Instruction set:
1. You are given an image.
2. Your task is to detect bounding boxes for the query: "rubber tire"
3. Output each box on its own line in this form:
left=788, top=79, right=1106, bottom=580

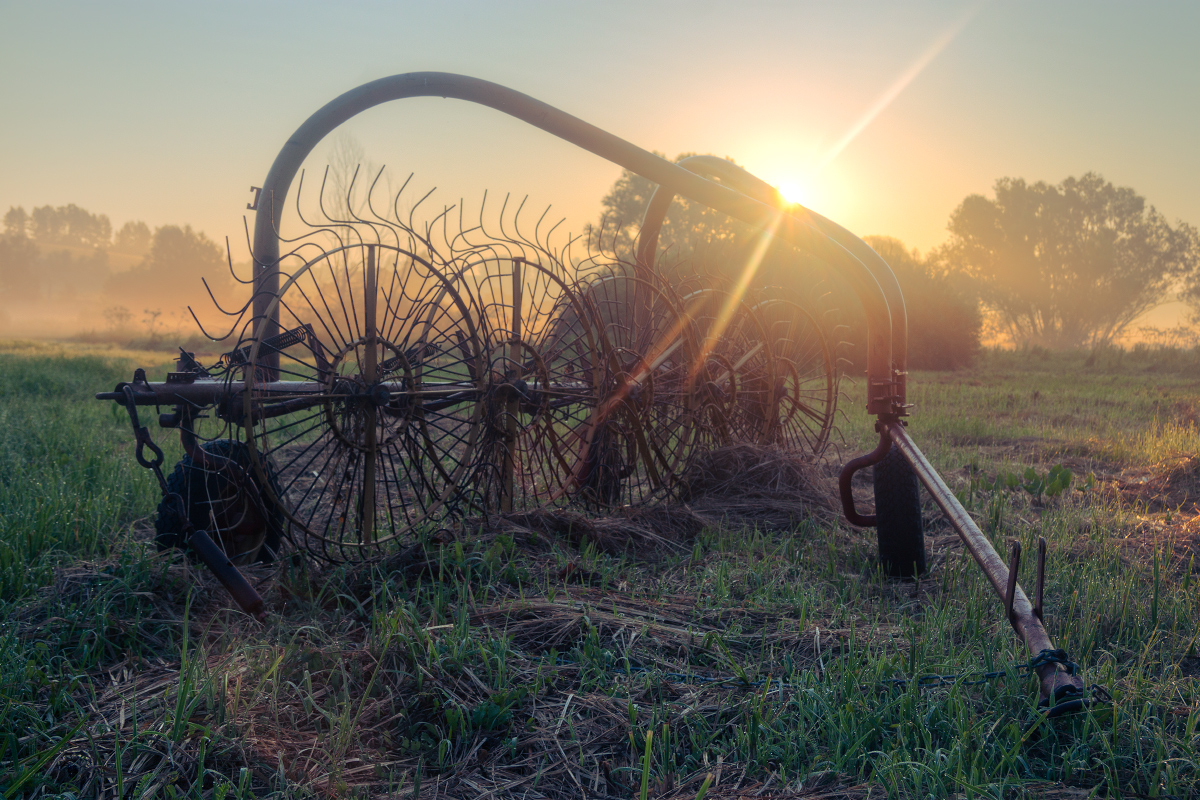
left=872, top=446, right=926, bottom=578
left=155, top=439, right=284, bottom=564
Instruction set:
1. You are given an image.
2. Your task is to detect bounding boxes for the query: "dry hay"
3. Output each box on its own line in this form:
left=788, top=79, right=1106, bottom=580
left=28, top=596, right=866, bottom=799
left=16, top=447, right=870, bottom=798
left=1117, top=453, right=1200, bottom=512
left=36, top=657, right=256, bottom=798
left=491, top=444, right=838, bottom=556
left=682, top=444, right=839, bottom=529
left=470, top=585, right=858, bottom=664
left=497, top=504, right=705, bottom=555
left=680, top=444, right=833, bottom=504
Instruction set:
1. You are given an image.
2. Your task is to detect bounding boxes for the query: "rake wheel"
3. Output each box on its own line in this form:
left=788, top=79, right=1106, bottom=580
left=677, top=287, right=777, bottom=448
left=578, top=272, right=699, bottom=506
left=448, top=256, right=605, bottom=512
left=244, top=242, right=485, bottom=559
left=750, top=297, right=836, bottom=456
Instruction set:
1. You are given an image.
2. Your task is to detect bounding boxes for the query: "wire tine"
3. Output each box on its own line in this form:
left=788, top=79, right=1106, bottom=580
left=407, top=185, right=437, bottom=233
left=225, top=236, right=253, bottom=286
left=365, top=165, right=390, bottom=223
left=391, top=172, right=415, bottom=224
left=188, top=304, right=245, bottom=343
left=200, top=276, right=253, bottom=318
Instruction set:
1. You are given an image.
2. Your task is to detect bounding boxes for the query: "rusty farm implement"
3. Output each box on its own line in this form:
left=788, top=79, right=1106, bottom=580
left=97, top=73, right=1091, bottom=715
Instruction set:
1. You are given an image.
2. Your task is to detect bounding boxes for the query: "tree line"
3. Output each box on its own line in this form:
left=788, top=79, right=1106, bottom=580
left=0, top=204, right=233, bottom=333
left=594, top=158, right=1200, bottom=367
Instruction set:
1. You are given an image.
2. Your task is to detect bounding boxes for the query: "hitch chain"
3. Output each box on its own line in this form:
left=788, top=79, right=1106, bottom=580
left=881, top=648, right=1112, bottom=709
left=119, top=386, right=268, bottom=621
left=558, top=647, right=1112, bottom=714
left=122, top=385, right=168, bottom=494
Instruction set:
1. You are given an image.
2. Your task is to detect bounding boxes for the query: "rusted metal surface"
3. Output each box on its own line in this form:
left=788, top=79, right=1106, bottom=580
left=880, top=421, right=1086, bottom=712
left=118, top=386, right=268, bottom=621
left=180, top=525, right=267, bottom=622
left=837, top=429, right=892, bottom=527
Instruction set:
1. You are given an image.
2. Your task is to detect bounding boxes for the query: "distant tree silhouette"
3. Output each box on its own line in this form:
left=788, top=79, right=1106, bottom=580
left=590, top=152, right=755, bottom=262
left=28, top=204, right=112, bottom=249
left=865, top=236, right=981, bottom=370
left=0, top=205, right=112, bottom=301
left=0, top=229, right=40, bottom=301
left=113, top=221, right=152, bottom=256
left=4, top=207, right=29, bottom=238
left=939, top=173, right=1200, bottom=348
left=106, top=225, right=229, bottom=304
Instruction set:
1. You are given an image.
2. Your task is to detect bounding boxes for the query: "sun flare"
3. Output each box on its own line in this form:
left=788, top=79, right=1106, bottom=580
left=775, top=179, right=808, bottom=207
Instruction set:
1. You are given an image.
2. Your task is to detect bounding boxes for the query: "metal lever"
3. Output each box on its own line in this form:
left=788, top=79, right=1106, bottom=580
left=1005, top=540, right=1021, bottom=624
left=1034, top=537, right=1046, bottom=622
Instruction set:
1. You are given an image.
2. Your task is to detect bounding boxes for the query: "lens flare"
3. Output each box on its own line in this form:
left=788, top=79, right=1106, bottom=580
left=776, top=180, right=808, bottom=207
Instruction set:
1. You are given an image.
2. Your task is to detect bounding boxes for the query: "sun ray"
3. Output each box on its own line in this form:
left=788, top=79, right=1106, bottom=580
left=816, top=0, right=987, bottom=173
left=695, top=208, right=785, bottom=375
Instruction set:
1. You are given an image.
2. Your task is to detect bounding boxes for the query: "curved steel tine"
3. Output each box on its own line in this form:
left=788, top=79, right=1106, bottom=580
left=188, top=302, right=248, bottom=343
left=225, top=236, right=254, bottom=286
left=390, top=172, right=415, bottom=224
left=200, top=276, right=254, bottom=318
left=406, top=185, right=437, bottom=234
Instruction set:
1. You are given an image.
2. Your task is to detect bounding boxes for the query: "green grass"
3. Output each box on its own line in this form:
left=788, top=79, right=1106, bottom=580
left=2, top=344, right=1199, bottom=798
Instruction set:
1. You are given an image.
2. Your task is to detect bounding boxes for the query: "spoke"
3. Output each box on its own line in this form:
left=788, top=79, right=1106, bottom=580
left=362, top=244, right=378, bottom=541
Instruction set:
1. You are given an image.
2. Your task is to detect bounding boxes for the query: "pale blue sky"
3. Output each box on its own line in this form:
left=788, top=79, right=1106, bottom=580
left=2, top=0, right=1197, bottom=256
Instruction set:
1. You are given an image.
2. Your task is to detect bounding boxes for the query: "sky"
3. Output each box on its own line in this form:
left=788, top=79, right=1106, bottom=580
left=2, top=0, right=1198, bottom=261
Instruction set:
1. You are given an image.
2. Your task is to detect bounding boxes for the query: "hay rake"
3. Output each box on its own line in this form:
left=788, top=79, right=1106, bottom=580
left=98, top=73, right=1087, bottom=714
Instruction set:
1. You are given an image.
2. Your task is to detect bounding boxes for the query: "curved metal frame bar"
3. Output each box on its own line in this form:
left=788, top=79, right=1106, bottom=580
left=635, top=154, right=907, bottom=413
left=249, top=72, right=895, bottom=414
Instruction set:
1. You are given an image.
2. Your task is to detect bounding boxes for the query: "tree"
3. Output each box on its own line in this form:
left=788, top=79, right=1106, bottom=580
left=0, top=230, right=40, bottom=300
left=4, top=207, right=28, bottom=238
left=106, top=224, right=229, bottom=305
left=940, top=173, right=1200, bottom=349
left=590, top=152, right=754, bottom=262
left=29, top=204, right=112, bottom=249
left=590, top=154, right=871, bottom=371
left=865, top=236, right=981, bottom=369
left=113, top=221, right=152, bottom=256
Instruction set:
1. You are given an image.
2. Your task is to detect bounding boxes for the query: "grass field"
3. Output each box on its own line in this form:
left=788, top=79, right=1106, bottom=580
left=2, top=340, right=1199, bottom=798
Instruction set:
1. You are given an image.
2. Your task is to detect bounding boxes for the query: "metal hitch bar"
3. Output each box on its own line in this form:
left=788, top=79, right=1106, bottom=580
left=840, top=419, right=1087, bottom=714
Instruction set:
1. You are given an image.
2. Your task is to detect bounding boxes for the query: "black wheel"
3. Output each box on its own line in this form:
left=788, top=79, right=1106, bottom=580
left=155, top=439, right=284, bottom=565
left=872, top=446, right=926, bottom=577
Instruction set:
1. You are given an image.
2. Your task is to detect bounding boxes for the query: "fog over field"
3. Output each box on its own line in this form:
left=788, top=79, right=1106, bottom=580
left=2, top=1, right=1198, bottom=349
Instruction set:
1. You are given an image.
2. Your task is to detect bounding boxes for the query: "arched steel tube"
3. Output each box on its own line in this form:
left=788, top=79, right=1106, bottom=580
left=637, top=154, right=907, bottom=412
left=250, top=72, right=893, bottom=409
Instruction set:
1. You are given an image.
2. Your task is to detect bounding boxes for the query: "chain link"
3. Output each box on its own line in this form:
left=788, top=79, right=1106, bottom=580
left=882, top=648, right=1081, bottom=691
left=557, top=648, right=1111, bottom=707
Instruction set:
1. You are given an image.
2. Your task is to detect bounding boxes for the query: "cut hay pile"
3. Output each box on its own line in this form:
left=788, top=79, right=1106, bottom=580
left=494, top=444, right=838, bottom=555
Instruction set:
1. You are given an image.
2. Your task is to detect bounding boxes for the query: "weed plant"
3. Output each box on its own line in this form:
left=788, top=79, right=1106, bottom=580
left=1, top=342, right=1198, bottom=797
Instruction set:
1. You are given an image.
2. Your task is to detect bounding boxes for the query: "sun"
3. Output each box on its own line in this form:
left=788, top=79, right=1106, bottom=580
left=775, top=179, right=809, bottom=207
